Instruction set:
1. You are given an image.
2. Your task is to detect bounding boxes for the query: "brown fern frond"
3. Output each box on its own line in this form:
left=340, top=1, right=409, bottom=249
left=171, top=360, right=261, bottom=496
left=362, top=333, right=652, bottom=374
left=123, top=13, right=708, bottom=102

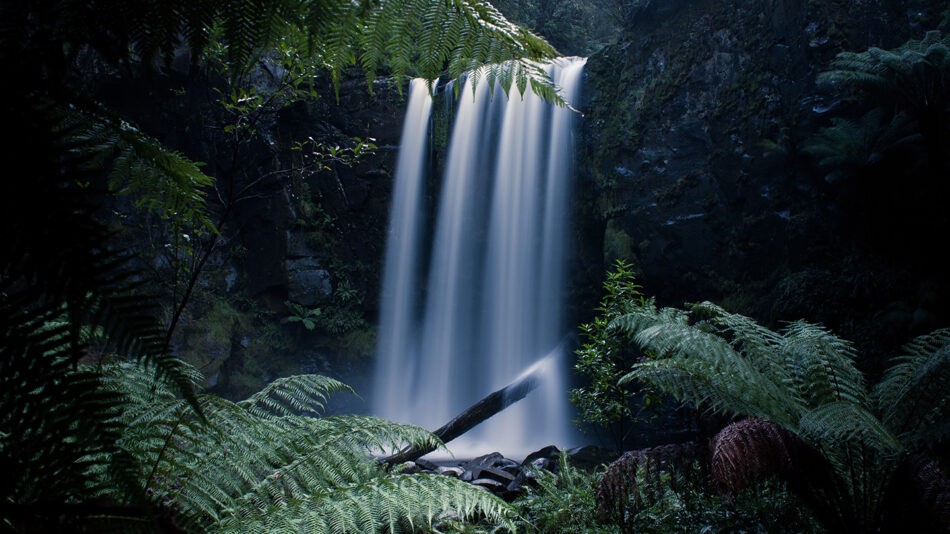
left=711, top=418, right=852, bottom=531
left=595, top=442, right=704, bottom=522
left=711, top=418, right=816, bottom=494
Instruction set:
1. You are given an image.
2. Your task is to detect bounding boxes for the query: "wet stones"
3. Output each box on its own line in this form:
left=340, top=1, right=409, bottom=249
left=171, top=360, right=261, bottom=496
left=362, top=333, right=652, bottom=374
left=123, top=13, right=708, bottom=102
left=402, top=445, right=568, bottom=501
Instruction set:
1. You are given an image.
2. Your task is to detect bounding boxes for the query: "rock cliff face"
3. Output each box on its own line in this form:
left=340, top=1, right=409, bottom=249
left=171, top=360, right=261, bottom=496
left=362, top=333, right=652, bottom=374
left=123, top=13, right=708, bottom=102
left=86, top=0, right=947, bottom=405
left=90, top=62, right=407, bottom=401
left=579, top=0, right=949, bottom=368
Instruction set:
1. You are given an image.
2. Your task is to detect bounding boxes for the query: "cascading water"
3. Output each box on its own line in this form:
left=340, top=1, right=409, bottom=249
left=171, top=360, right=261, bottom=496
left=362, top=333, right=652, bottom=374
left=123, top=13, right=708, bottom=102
left=372, top=78, right=433, bottom=413
left=373, top=58, right=587, bottom=457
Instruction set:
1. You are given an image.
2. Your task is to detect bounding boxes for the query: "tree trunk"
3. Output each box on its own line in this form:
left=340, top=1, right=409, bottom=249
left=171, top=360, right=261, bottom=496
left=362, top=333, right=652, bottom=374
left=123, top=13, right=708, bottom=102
left=384, top=365, right=543, bottom=464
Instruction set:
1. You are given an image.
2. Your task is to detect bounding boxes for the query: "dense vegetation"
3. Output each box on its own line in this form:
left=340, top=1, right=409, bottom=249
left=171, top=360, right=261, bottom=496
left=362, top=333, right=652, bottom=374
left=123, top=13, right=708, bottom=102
left=0, top=0, right=557, bottom=531
left=3, top=0, right=949, bottom=532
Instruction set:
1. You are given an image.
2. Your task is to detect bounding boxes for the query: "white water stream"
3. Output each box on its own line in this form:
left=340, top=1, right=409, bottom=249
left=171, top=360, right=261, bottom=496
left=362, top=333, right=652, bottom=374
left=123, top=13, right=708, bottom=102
left=373, top=59, right=587, bottom=457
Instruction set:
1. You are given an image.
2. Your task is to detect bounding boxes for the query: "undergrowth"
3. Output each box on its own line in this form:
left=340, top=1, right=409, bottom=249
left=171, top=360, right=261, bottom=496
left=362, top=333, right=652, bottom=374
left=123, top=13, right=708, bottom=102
left=508, top=454, right=822, bottom=534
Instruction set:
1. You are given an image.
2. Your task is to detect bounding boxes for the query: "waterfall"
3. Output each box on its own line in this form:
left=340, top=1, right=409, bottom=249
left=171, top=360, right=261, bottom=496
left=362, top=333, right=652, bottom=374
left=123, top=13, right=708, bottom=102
left=373, top=78, right=433, bottom=422
left=374, top=59, right=587, bottom=457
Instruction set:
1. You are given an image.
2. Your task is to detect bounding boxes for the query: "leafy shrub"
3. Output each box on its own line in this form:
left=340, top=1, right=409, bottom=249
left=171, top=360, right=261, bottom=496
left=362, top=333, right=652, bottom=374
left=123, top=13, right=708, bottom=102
left=570, top=260, right=660, bottom=451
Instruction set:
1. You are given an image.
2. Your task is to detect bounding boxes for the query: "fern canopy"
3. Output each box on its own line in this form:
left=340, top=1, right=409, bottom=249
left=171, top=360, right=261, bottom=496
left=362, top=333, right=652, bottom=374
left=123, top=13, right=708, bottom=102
left=614, top=297, right=950, bottom=532
left=5, top=0, right=562, bottom=103
left=819, top=30, right=950, bottom=115
left=89, top=362, right=515, bottom=532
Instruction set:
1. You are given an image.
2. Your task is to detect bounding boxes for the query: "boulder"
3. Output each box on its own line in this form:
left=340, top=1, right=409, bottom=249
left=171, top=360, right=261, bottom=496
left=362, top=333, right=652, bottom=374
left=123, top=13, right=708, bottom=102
left=415, top=458, right=437, bottom=471
left=397, top=461, right=419, bottom=474
left=474, top=466, right=516, bottom=485
left=285, top=257, right=331, bottom=306
left=466, top=452, right=504, bottom=469
left=522, top=445, right=560, bottom=468
left=435, top=466, right=464, bottom=478
left=526, top=457, right=554, bottom=473
left=471, top=478, right=507, bottom=494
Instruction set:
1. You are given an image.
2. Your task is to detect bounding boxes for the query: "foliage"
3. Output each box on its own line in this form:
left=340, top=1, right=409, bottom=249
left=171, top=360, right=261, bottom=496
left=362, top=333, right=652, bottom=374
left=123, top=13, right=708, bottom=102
left=570, top=260, right=660, bottom=452
left=595, top=442, right=704, bottom=525
left=873, top=328, right=950, bottom=452
left=0, top=2, right=574, bottom=530
left=820, top=31, right=950, bottom=121
left=803, top=108, right=919, bottom=184
left=3, top=0, right=563, bottom=103
left=615, top=298, right=950, bottom=532
left=2, top=0, right=573, bottom=346
left=514, top=453, right=610, bottom=533
left=0, top=98, right=199, bottom=529
left=813, top=31, right=950, bottom=181
left=513, top=452, right=820, bottom=534
left=89, top=362, right=516, bottom=532
left=284, top=301, right=324, bottom=330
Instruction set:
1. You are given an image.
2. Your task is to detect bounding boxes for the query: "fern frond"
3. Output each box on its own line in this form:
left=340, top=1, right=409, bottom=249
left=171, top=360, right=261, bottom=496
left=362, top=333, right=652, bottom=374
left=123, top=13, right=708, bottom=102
left=800, top=402, right=903, bottom=454
left=0, top=98, right=197, bottom=514
left=93, top=362, right=507, bottom=532
left=820, top=30, right=950, bottom=115
left=595, top=442, right=703, bottom=521
left=691, top=301, right=792, bottom=383
left=239, top=374, right=354, bottom=417
left=72, top=102, right=217, bottom=238
left=781, top=320, right=869, bottom=408
left=803, top=108, right=920, bottom=183
left=873, top=328, right=950, bottom=450
left=218, top=473, right=516, bottom=533
left=710, top=419, right=826, bottom=494
left=616, top=302, right=804, bottom=429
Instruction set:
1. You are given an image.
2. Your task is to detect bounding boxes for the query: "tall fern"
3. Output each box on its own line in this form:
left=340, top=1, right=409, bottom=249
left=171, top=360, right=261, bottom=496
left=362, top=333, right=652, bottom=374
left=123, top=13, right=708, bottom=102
left=614, top=298, right=950, bottom=532
left=93, top=362, right=516, bottom=533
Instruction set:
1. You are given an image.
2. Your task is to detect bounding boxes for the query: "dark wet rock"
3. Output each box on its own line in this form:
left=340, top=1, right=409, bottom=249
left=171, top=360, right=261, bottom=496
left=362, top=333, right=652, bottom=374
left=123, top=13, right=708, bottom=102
left=285, top=258, right=332, bottom=306
left=522, top=445, right=560, bottom=467
left=466, top=452, right=505, bottom=469
left=471, top=478, right=507, bottom=493
left=397, top=461, right=419, bottom=474
left=525, top=457, right=554, bottom=473
left=286, top=231, right=320, bottom=258
left=415, top=459, right=437, bottom=471
left=579, top=0, right=950, bottom=373
left=500, top=463, right=521, bottom=476
left=436, top=466, right=464, bottom=478
left=495, top=458, right=521, bottom=474
left=507, top=471, right=526, bottom=492
left=474, top=466, right=516, bottom=485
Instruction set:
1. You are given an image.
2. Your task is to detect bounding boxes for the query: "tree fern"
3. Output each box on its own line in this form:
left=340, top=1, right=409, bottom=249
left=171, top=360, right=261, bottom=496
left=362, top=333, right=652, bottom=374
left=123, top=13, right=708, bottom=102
left=820, top=31, right=950, bottom=116
left=595, top=442, right=704, bottom=524
left=612, top=294, right=950, bottom=532
left=873, top=328, right=950, bottom=451
left=817, top=31, right=950, bottom=176
left=92, top=362, right=516, bottom=532
left=0, top=95, right=200, bottom=530
left=617, top=300, right=804, bottom=430
left=803, top=108, right=920, bottom=184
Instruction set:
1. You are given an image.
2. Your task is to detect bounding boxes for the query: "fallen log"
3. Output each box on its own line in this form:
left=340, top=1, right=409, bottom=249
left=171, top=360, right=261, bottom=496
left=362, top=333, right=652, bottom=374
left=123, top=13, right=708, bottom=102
left=384, top=357, right=548, bottom=464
